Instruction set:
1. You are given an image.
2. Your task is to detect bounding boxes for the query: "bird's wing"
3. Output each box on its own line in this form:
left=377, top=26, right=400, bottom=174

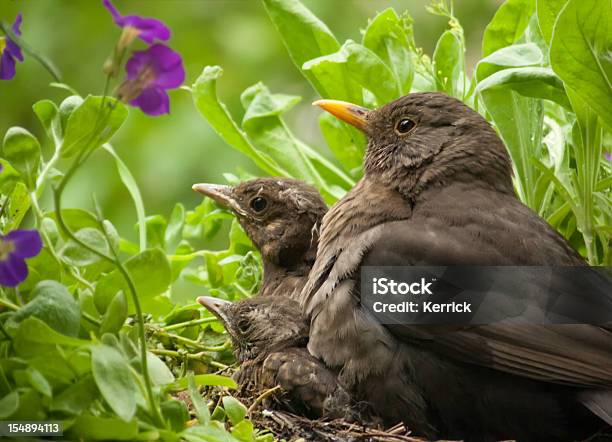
left=362, top=213, right=612, bottom=388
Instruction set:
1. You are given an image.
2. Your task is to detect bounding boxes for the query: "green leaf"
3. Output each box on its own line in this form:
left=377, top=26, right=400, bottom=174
left=103, top=144, right=147, bottom=252
left=0, top=391, right=19, bottom=419
left=100, top=291, right=128, bottom=334
left=433, top=30, right=465, bottom=99
left=13, top=280, right=81, bottom=337
left=161, top=399, right=188, bottom=432
left=94, top=248, right=171, bottom=314
left=165, top=202, right=185, bottom=252
left=362, top=8, right=414, bottom=95
left=25, top=367, right=52, bottom=398
left=143, top=214, right=167, bottom=250
left=303, top=40, right=398, bottom=106
left=222, top=396, right=247, bottom=425
left=69, top=413, right=138, bottom=440
left=188, top=374, right=211, bottom=425
left=2, top=127, right=41, bottom=190
left=50, top=375, right=98, bottom=414
left=168, top=373, right=237, bottom=391
left=240, top=83, right=325, bottom=188
left=58, top=95, right=84, bottom=132
left=482, top=0, right=536, bottom=56
left=14, top=317, right=89, bottom=348
left=5, top=182, right=30, bottom=231
left=145, top=352, right=175, bottom=385
left=475, top=67, right=570, bottom=108
left=192, top=66, right=286, bottom=176
left=32, top=99, right=61, bottom=141
left=91, top=344, right=139, bottom=421
left=0, top=159, right=21, bottom=194
left=536, top=0, right=567, bottom=43
left=319, top=113, right=363, bottom=174
left=61, top=95, right=128, bottom=158
left=549, top=0, right=612, bottom=131
left=262, top=0, right=347, bottom=99
left=60, top=227, right=109, bottom=266
left=51, top=208, right=99, bottom=232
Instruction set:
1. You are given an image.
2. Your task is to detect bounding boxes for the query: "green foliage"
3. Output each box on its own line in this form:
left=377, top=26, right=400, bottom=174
left=0, top=1, right=610, bottom=441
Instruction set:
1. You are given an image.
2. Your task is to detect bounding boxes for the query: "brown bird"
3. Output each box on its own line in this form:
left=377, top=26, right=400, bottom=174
left=192, top=177, right=327, bottom=301
left=193, top=178, right=350, bottom=416
left=303, top=93, right=612, bottom=441
left=197, top=295, right=349, bottom=418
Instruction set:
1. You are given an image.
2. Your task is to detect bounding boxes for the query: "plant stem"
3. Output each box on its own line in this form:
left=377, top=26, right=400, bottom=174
left=0, top=298, right=19, bottom=311
left=148, top=326, right=229, bottom=352
left=150, top=348, right=228, bottom=369
left=162, top=317, right=218, bottom=332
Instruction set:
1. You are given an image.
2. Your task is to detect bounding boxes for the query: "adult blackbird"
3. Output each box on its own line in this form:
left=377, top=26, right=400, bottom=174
left=192, top=177, right=327, bottom=300
left=197, top=295, right=349, bottom=418
left=303, top=93, right=612, bottom=441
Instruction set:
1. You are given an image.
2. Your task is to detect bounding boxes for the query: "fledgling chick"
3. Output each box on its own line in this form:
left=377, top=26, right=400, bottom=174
left=197, top=295, right=350, bottom=419
left=192, top=178, right=327, bottom=301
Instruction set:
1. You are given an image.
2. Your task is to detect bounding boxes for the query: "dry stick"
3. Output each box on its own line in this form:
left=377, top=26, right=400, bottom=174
left=247, top=385, right=282, bottom=415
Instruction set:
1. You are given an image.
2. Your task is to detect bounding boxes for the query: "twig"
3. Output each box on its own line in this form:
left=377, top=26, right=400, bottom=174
left=248, top=385, right=282, bottom=415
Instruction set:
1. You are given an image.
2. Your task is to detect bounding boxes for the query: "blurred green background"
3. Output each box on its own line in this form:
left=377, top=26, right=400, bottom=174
left=0, top=0, right=500, bottom=245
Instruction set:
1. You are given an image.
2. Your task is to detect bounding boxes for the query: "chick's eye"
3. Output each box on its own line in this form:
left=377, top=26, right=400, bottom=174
left=395, top=118, right=416, bottom=135
left=250, top=196, right=267, bottom=212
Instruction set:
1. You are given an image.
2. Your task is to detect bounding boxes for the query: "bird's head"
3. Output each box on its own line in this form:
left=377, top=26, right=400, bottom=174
left=314, top=93, right=513, bottom=195
left=197, top=296, right=309, bottom=362
left=192, top=178, right=327, bottom=269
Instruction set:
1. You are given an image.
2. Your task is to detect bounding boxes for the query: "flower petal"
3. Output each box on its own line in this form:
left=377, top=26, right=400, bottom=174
left=0, top=254, right=28, bottom=287
left=121, top=16, right=170, bottom=43
left=5, top=229, right=43, bottom=259
left=12, top=13, right=22, bottom=36
left=102, top=0, right=124, bottom=25
left=148, top=44, right=185, bottom=88
left=131, top=86, right=169, bottom=116
left=0, top=51, right=16, bottom=80
left=6, top=38, right=23, bottom=62
left=125, top=49, right=148, bottom=81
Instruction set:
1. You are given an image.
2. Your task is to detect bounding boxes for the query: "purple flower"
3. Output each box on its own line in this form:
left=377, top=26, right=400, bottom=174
left=0, top=13, right=24, bottom=81
left=0, top=229, right=42, bottom=287
left=117, top=44, right=185, bottom=116
left=103, top=0, right=170, bottom=44
left=605, top=152, right=611, bottom=162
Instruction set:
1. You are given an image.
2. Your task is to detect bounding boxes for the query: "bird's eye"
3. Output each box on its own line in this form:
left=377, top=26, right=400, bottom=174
left=250, top=196, right=268, bottom=213
left=395, top=118, right=417, bottom=135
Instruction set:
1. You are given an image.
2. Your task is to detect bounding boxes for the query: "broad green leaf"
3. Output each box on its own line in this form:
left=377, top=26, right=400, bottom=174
left=51, top=208, right=99, bottom=232
left=58, top=95, right=84, bottom=133
left=32, top=99, right=61, bottom=141
left=145, top=352, right=175, bottom=385
left=0, top=391, right=19, bottom=419
left=25, top=367, right=52, bottom=398
left=240, top=83, right=325, bottom=188
left=99, top=291, right=128, bottom=334
left=94, top=248, right=171, bottom=314
left=143, top=214, right=167, bottom=250
left=478, top=43, right=543, bottom=79
left=549, top=0, right=612, bottom=130
left=103, top=144, right=147, bottom=252
left=183, top=421, right=241, bottom=442
left=69, top=413, right=138, bottom=440
left=168, top=373, right=237, bottom=391
left=6, top=182, right=30, bottom=231
left=165, top=202, right=185, bottom=252
left=0, top=159, right=21, bottom=194
left=2, top=127, right=41, bottom=190
left=61, top=95, right=128, bottom=158
left=482, top=0, right=536, bottom=56
left=475, top=67, right=570, bottom=108
left=433, top=30, right=465, bottom=99
left=91, top=344, right=138, bottom=421
left=13, top=280, right=81, bottom=337
left=363, top=8, right=414, bottom=95
left=222, top=396, right=247, bottom=425
left=188, top=374, right=211, bottom=425
left=303, top=40, right=398, bottom=106
left=192, top=66, right=286, bottom=176
left=536, top=0, right=567, bottom=43
left=319, top=113, right=363, bottom=175
left=50, top=375, right=97, bottom=414
left=60, top=227, right=109, bottom=267
left=161, top=399, right=188, bottom=432
left=261, top=0, right=348, bottom=99
left=15, top=317, right=89, bottom=348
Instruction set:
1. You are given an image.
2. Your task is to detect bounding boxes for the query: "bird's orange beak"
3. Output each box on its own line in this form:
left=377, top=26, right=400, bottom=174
left=192, top=183, right=247, bottom=216
left=313, top=99, right=370, bottom=133
left=197, top=296, right=231, bottom=326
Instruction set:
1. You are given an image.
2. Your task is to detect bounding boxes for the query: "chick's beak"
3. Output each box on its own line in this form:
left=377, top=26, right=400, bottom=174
left=313, top=99, right=370, bottom=133
left=192, top=183, right=246, bottom=216
left=197, top=296, right=231, bottom=326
